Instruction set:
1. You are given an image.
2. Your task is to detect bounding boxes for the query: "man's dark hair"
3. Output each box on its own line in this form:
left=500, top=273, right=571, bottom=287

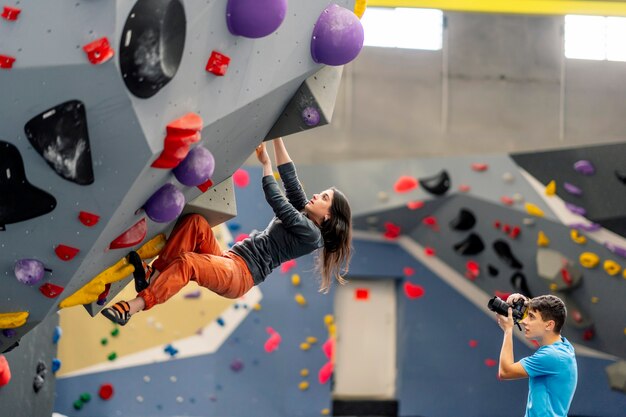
left=529, top=295, right=567, bottom=333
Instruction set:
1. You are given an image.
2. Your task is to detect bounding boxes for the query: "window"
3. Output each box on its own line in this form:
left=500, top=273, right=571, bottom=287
left=360, top=7, right=443, bottom=51
left=564, top=15, right=626, bottom=61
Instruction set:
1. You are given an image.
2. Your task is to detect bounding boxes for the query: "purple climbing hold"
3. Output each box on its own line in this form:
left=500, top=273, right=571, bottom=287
left=144, top=183, right=185, bottom=223
left=573, top=160, right=595, bottom=175
left=14, top=259, right=46, bottom=286
left=605, top=242, right=626, bottom=259
left=226, top=0, right=287, bottom=39
left=565, top=202, right=586, bottom=216
left=173, top=146, right=215, bottom=187
left=230, top=358, right=244, bottom=372
left=302, top=107, right=321, bottom=127
left=311, top=4, right=364, bottom=66
left=2, top=329, right=16, bottom=338
left=563, top=182, right=583, bottom=196
left=569, top=222, right=601, bottom=232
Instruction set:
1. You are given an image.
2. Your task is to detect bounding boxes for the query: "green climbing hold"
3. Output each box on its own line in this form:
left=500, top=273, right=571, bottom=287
left=73, top=400, right=83, bottom=410
left=80, top=392, right=91, bottom=402
left=100, top=337, right=108, bottom=346
left=111, top=327, right=120, bottom=337
left=107, top=352, right=117, bottom=361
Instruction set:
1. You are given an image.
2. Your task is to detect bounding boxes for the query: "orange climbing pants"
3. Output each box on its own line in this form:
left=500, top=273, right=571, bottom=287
left=138, top=214, right=254, bottom=310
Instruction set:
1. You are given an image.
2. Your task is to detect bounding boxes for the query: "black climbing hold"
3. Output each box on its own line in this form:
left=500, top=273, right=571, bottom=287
left=36, top=360, right=47, bottom=376
left=24, top=100, right=94, bottom=185
left=510, top=271, right=532, bottom=298
left=493, top=240, right=523, bottom=269
left=120, top=0, right=186, bottom=99
left=616, top=170, right=626, bottom=185
left=449, top=208, right=476, bottom=231
left=419, top=169, right=451, bottom=196
left=487, top=264, right=499, bottom=277
left=0, top=141, right=57, bottom=231
left=453, top=233, right=485, bottom=255
left=33, top=374, right=45, bottom=393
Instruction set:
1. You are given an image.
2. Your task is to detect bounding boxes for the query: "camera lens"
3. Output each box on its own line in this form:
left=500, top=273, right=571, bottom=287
left=488, top=296, right=510, bottom=316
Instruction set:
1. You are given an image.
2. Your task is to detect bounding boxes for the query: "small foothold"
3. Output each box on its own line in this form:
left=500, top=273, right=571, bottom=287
left=458, top=184, right=471, bottom=192
left=1, top=6, right=21, bottom=21
left=33, top=374, right=45, bottom=393
left=502, top=172, right=515, bottom=183
left=565, top=202, right=586, bottom=217
left=393, top=175, right=418, bottom=193
left=424, top=247, right=435, bottom=256
left=99, top=383, right=114, bottom=400
left=107, top=352, right=117, bottom=361
left=205, top=50, right=230, bottom=76
left=537, top=231, right=550, bottom=247
left=509, top=226, right=521, bottom=239
left=291, top=274, right=300, bottom=286
left=51, top=358, right=61, bottom=374
left=298, top=381, right=309, bottom=391
left=569, top=222, right=601, bottom=232
left=406, top=200, right=424, bottom=210
left=471, top=163, right=488, bottom=172
left=525, top=203, right=545, bottom=217
left=579, top=252, right=600, bottom=268
left=39, top=283, right=64, bottom=298
left=54, top=244, right=80, bottom=261
left=0, top=54, right=16, bottom=69
left=563, top=182, right=583, bottom=196
left=83, top=37, right=115, bottom=65
left=300, top=369, right=309, bottom=377
left=52, top=326, right=62, bottom=344
left=422, top=216, right=439, bottom=231
left=295, top=293, right=307, bottom=306
left=616, top=170, right=626, bottom=185
left=383, top=222, right=401, bottom=239
left=230, top=359, right=244, bottom=372
left=603, top=260, right=622, bottom=276
left=570, top=229, right=587, bottom=245
left=500, top=196, right=514, bottom=206
left=403, top=267, right=415, bottom=276
left=545, top=180, right=556, bottom=196
left=574, top=160, right=595, bottom=175
left=487, top=264, right=499, bottom=277
left=300, top=342, right=311, bottom=351
left=403, top=281, right=425, bottom=299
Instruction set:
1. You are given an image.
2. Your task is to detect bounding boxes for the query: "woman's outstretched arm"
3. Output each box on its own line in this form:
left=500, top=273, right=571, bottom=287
left=273, top=137, right=292, bottom=166
left=256, top=143, right=273, bottom=177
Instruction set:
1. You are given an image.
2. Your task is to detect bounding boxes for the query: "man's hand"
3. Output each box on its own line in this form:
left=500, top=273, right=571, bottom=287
left=506, top=293, right=529, bottom=306
left=256, top=143, right=270, bottom=165
left=497, top=308, right=515, bottom=333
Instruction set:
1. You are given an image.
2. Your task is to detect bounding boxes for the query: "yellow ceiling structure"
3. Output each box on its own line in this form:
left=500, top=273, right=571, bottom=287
left=367, top=0, right=626, bottom=17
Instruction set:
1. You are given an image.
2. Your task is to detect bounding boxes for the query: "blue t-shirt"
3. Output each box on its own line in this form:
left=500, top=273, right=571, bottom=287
left=520, top=337, right=577, bottom=417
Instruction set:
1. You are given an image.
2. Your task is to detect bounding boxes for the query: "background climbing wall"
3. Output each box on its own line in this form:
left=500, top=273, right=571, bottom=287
left=0, top=0, right=359, bottom=347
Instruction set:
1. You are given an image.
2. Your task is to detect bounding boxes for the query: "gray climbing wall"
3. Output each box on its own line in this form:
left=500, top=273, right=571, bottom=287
left=0, top=0, right=358, bottom=350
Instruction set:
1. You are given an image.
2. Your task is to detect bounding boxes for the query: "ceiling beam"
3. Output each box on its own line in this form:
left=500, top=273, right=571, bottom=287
left=367, top=0, right=626, bottom=17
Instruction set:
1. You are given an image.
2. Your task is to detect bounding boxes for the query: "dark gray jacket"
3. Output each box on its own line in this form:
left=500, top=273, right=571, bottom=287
left=230, top=162, right=324, bottom=284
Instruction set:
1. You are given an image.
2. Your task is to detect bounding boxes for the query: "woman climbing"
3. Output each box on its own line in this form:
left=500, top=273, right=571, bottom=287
left=102, top=137, right=352, bottom=325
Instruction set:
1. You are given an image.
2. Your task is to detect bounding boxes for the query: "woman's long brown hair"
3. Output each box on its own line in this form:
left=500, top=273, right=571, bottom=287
left=316, top=187, right=352, bottom=293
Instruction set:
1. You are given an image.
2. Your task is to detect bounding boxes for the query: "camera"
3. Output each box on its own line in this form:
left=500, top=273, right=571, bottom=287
left=488, top=296, right=527, bottom=321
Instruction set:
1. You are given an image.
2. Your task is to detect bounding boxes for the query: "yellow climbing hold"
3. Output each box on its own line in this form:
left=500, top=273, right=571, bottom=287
left=300, top=342, right=311, bottom=351
left=0, top=311, right=29, bottom=329
left=579, top=252, right=600, bottom=268
left=537, top=231, right=550, bottom=247
left=295, top=293, right=307, bottom=306
left=354, top=0, right=367, bottom=19
left=570, top=229, right=586, bottom=245
left=545, top=180, right=556, bottom=196
left=623, top=328, right=626, bottom=336
left=603, top=260, right=622, bottom=276
left=591, top=296, right=599, bottom=304
left=300, top=368, right=309, bottom=377
left=324, top=315, right=334, bottom=326
left=306, top=336, right=318, bottom=344
left=273, top=171, right=280, bottom=181
left=253, top=303, right=262, bottom=311
left=327, top=323, right=337, bottom=337
left=623, top=268, right=626, bottom=279
left=321, top=409, right=330, bottom=416
left=291, top=274, right=301, bottom=286
left=525, top=203, right=545, bottom=217
left=549, top=283, right=558, bottom=291
left=60, top=234, right=166, bottom=308
left=299, top=381, right=309, bottom=391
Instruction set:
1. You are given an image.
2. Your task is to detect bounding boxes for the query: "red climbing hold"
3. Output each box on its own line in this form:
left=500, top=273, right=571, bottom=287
left=83, top=37, right=114, bottom=65
left=403, top=267, right=415, bottom=277
left=484, top=358, right=497, bottom=367
left=39, top=283, right=64, bottom=298
left=1, top=6, right=21, bottom=21
left=422, top=216, right=439, bottom=231
left=466, top=261, right=480, bottom=280
left=583, top=328, right=594, bottom=341
left=235, top=233, right=249, bottom=243
left=318, top=361, right=333, bottom=384
left=0, top=355, right=11, bottom=387
left=383, top=222, right=401, bottom=239
left=54, top=244, right=80, bottom=261
left=393, top=176, right=418, bottom=193
left=206, top=50, right=231, bottom=76
left=109, top=218, right=147, bottom=249
left=494, top=220, right=501, bottom=229
left=0, top=54, right=16, bottom=69
left=406, top=200, right=424, bottom=210
left=469, top=340, right=478, bottom=348
left=98, top=383, right=114, bottom=400
left=166, top=113, right=203, bottom=135
left=471, top=163, right=488, bottom=172
left=561, top=268, right=572, bottom=286
left=509, top=226, right=521, bottom=239
left=97, top=283, right=111, bottom=304
left=233, top=169, right=250, bottom=187
left=355, top=288, right=369, bottom=300
left=197, top=178, right=213, bottom=193
left=78, top=211, right=100, bottom=227
left=458, top=184, right=471, bottom=193
left=494, top=290, right=511, bottom=302
left=403, top=281, right=425, bottom=299
left=500, top=196, right=514, bottom=206
left=280, top=259, right=297, bottom=274
left=424, top=247, right=435, bottom=256
left=151, top=131, right=201, bottom=169
left=264, top=327, right=282, bottom=353
left=503, top=224, right=511, bottom=234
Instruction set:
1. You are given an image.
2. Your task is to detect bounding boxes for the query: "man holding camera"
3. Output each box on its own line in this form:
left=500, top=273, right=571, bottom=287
left=496, top=294, right=578, bottom=417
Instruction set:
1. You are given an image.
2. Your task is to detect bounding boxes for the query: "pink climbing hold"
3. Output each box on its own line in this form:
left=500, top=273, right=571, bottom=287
left=318, top=361, right=334, bottom=384
left=403, top=281, right=425, bottom=299
left=393, top=176, right=418, bottom=193
left=264, top=327, right=282, bottom=353
left=424, top=247, right=436, bottom=256
left=322, top=338, right=334, bottom=359
left=233, top=169, right=250, bottom=187
left=406, top=201, right=424, bottom=210
left=234, top=233, right=249, bottom=243
left=484, top=358, right=497, bottom=367
left=471, top=163, right=488, bottom=172
left=466, top=261, right=480, bottom=280
left=469, top=340, right=478, bottom=348
left=383, top=222, right=401, bottom=239
left=422, top=216, right=439, bottom=231
left=280, top=259, right=297, bottom=273
left=500, top=196, right=514, bottom=206
left=458, top=184, right=471, bottom=193
left=403, top=266, right=415, bottom=277
left=0, top=355, right=11, bottom=387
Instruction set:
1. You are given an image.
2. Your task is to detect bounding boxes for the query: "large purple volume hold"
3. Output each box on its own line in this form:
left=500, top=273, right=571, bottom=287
left=15, top=259, right=46, bottom=286
left=173, top=146, right=215, bottom=186
left=226, top=0, right=287, bottom=38
left=144, top=183, right=185, bottom=223
left=311, top=4, right=364, bottom=66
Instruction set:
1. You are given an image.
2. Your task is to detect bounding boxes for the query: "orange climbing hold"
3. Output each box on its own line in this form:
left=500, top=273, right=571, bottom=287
left=109, top=218, right=147, bottom=249
left=393, top=175, right=418, bottom=193
left=83, top=37, right=114, bottom=65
